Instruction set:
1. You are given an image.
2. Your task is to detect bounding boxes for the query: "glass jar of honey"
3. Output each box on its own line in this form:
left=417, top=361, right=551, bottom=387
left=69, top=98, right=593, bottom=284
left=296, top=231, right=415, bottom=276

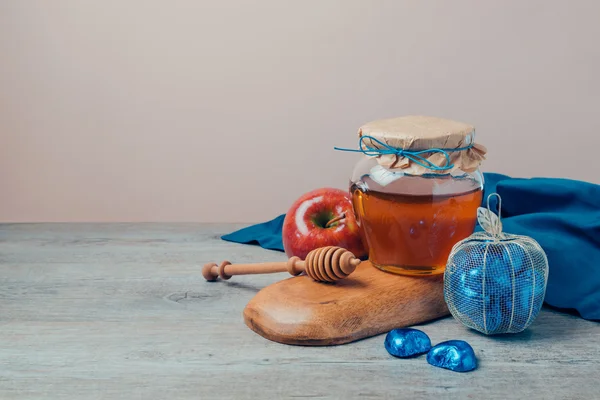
left=337, top=116, right=487, bottom=276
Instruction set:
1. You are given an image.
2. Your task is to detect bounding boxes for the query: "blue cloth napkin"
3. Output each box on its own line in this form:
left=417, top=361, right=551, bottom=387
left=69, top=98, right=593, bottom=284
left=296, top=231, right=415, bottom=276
left=222, top=173, right=600, bottom=321
left=222, top=214, right=285, bottom=251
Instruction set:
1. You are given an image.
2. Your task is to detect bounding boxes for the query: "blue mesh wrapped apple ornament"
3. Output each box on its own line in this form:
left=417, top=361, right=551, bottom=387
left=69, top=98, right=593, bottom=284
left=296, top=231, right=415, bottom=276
left=444, top=193, right=549, bottom=335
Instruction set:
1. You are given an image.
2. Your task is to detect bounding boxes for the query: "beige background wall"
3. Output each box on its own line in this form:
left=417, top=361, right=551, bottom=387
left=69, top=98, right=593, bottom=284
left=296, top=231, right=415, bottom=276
left=1, top=0, right=599, bottom=223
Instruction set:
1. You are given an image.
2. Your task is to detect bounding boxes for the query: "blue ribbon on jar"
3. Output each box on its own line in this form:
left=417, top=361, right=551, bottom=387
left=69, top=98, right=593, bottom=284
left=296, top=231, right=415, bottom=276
left=334, top=135, right=474, bottom=172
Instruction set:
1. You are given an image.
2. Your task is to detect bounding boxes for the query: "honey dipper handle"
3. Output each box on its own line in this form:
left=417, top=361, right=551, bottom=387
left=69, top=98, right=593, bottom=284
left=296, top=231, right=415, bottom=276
left=202, top=258, right=305, bottom=282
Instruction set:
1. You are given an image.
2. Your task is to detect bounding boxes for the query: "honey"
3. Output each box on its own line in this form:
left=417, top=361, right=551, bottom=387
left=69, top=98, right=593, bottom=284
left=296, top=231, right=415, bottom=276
left=351, top=175, right=482, bottom=276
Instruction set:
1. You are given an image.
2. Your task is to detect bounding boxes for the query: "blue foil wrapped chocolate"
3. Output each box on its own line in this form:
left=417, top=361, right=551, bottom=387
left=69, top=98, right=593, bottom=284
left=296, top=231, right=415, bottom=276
left=427, top=340, right=477, bottom=372
left=384, top=328, right=431, bottom=358
left=444, top=194, right=549, bottom=335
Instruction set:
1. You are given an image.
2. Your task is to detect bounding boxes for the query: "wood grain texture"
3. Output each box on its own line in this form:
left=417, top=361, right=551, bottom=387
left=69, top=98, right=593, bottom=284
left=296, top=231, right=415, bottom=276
left=0, top=223, right=598, bottom=400
left=244, top=261, right=449, bottom=345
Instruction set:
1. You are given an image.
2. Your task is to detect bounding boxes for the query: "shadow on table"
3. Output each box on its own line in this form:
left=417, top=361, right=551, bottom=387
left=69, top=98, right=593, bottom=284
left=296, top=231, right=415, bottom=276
left=223, top=281, right=262, bottom=293
left=466, top=305, right=597, bottom=343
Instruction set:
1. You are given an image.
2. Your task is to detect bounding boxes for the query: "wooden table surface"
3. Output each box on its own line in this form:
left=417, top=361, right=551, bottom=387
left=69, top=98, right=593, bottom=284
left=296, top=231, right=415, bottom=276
left=1, top=224, right=598, bottom=399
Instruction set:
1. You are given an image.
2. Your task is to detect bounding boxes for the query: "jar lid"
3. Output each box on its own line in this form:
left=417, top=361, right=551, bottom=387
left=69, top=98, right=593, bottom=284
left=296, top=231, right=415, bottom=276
left=357, top=115, right=487, bottom=174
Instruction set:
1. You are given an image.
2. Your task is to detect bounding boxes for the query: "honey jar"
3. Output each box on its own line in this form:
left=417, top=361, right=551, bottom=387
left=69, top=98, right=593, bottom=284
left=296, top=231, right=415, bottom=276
left=337, top=116, right=487, bottom=276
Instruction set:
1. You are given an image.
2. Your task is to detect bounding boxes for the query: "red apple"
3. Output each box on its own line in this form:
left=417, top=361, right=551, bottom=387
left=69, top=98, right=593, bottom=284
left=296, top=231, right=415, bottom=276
left=282, top=188, right=367, bottom=260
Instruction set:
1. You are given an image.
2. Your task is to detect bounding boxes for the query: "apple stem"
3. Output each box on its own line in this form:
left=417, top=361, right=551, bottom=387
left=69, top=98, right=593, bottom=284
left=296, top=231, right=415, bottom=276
left=325, top=213, right=346, bottom=228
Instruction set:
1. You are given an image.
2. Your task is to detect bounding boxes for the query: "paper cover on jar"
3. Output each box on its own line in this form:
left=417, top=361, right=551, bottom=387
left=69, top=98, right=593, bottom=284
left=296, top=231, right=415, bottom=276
left=357, top=115, right=487, bottom=175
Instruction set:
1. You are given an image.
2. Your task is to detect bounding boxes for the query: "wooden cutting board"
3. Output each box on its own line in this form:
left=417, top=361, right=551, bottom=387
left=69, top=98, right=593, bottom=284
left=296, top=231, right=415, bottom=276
left=243, top=261, right=450, bottom=346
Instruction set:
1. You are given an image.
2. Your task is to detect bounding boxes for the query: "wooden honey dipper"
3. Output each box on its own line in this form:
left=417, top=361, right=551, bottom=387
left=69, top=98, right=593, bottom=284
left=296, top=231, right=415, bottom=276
left=202, top=246, right=361, bottom=283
